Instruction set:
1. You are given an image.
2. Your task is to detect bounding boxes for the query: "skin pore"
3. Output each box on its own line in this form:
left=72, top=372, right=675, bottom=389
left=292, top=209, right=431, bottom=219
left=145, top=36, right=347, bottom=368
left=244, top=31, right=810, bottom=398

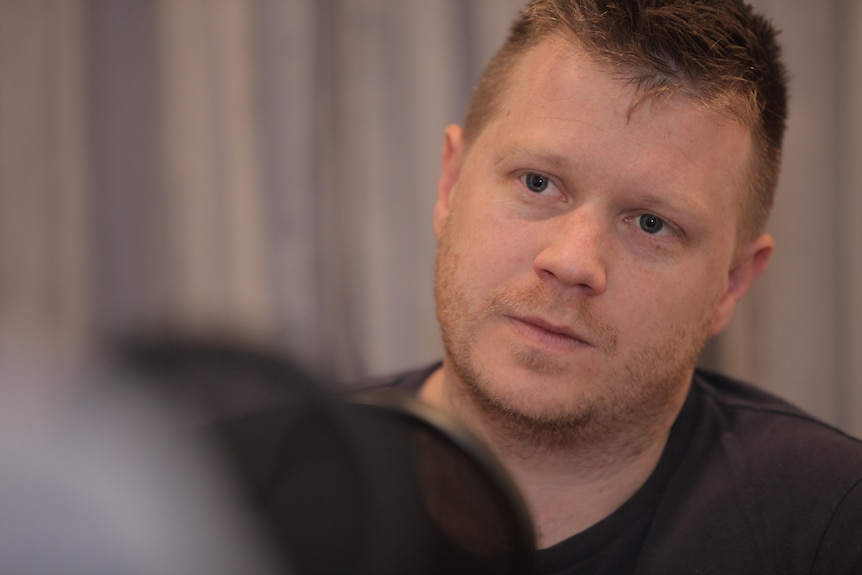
left=419, top=36, right=773, bottom=548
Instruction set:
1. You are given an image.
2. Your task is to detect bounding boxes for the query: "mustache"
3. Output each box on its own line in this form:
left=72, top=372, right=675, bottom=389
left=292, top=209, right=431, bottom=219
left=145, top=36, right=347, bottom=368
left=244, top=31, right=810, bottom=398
left=486, top=282, right=619, bottom=353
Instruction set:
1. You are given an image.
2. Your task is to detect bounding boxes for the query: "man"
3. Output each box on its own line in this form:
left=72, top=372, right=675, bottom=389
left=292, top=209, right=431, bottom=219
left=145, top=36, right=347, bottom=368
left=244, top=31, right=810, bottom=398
left=369, top=0, right=862, bottom=573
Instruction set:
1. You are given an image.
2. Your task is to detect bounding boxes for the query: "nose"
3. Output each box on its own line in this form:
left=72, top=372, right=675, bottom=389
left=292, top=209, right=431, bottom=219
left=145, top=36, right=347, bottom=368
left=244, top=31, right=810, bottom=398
left=532, top=206, right=608, bottom=295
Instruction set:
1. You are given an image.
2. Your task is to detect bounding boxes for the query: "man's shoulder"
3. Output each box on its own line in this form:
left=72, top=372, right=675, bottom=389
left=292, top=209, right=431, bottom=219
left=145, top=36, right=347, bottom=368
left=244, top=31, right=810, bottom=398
left=692, top=368, right=862, bottom=456
left=689, top=368, right=862, bottom=495
left=639, top=369, right=862, bottom=574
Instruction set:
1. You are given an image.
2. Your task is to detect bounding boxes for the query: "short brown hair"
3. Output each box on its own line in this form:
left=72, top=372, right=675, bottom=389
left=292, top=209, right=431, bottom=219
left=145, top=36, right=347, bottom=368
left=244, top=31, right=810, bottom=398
left=463, top=0, right=788, bottom=241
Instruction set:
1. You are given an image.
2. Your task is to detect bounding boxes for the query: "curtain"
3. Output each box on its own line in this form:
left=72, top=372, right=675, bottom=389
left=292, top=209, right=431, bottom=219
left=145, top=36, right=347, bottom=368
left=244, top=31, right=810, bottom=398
left=1, top=0, right=860, bottom=436
left=702, top=0, right=862, bottom=435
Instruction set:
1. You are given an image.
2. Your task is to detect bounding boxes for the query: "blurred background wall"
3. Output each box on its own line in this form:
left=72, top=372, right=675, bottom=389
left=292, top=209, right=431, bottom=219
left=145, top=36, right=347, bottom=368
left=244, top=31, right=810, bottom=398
left=1, top=0, right=860, bottom=436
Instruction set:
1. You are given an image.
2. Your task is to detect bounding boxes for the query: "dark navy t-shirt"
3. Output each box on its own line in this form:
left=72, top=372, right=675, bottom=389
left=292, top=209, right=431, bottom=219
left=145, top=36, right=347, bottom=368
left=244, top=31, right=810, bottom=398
left=367, top=364, right=862, bottom=574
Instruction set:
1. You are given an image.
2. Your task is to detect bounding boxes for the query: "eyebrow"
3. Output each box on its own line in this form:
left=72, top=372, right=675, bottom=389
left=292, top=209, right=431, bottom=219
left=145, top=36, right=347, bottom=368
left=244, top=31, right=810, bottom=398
left=491, top=144, right=575, bottom=171
left=634, top=192, right=707, bottom=221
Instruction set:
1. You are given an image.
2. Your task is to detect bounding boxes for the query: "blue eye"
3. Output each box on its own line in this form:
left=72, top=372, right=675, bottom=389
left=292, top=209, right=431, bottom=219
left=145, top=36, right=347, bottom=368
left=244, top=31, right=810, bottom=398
left=524, top=172, right=550, bottom=193
left=639, top=214, right=665, bottom=234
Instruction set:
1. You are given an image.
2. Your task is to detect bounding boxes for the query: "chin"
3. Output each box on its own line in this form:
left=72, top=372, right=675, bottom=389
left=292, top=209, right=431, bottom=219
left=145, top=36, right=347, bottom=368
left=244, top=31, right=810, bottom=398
left=476, top=364, right=601, bottom=425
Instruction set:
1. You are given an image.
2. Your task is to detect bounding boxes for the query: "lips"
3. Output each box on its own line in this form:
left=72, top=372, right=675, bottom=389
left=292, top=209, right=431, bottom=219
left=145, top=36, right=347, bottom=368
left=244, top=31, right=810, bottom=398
left=506, top=315, right=594, bottom=350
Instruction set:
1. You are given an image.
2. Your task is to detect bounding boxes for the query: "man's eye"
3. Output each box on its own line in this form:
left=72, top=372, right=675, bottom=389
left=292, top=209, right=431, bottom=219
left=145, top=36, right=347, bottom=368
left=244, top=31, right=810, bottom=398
left=638, top=214, right=665, bottom=234
left=523, top=172, right=550, bottom=193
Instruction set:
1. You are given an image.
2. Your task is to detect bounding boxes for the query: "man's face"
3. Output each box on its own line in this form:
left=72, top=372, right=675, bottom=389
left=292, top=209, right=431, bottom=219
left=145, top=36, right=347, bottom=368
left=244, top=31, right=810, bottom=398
left=433, top=37, right=771, bottom=439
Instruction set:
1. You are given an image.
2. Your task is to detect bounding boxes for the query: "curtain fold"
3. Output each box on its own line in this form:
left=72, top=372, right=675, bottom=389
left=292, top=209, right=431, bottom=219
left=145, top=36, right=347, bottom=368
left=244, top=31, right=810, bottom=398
left=157, top=0, right=271, bottom=337
left=0, top=0, right=89, bottom=350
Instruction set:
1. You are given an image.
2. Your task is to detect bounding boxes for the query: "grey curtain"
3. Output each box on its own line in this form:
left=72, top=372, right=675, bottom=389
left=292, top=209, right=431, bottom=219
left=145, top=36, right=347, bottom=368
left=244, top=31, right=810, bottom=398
left=2, top=0, right=860, bottom=436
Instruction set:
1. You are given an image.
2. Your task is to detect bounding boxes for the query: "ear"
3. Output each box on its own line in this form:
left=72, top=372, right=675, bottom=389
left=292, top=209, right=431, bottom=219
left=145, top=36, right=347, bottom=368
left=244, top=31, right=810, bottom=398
left=432, top=125, right=465, bottom=239
left=709, top=233, right=774, bottom=336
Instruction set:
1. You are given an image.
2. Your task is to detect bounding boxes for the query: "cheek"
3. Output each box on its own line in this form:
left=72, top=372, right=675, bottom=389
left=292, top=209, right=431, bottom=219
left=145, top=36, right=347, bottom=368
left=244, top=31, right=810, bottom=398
left=452, top=206, right=535, bottom=277
left=613, top=264, right=725, bottom=339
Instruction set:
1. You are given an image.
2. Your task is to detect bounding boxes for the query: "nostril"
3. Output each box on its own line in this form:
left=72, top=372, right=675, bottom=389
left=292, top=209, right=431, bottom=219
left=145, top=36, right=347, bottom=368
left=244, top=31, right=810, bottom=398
left=533, top=249, right=607, bottom=295
left=533, top=240, right=607, bottom=295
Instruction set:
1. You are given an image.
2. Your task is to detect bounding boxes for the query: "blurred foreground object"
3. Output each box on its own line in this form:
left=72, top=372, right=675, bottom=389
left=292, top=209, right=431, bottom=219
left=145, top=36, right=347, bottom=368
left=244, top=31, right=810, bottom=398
left=0, top=334, right=534, bottom=573
left=116, top=335, right=536, bottom=574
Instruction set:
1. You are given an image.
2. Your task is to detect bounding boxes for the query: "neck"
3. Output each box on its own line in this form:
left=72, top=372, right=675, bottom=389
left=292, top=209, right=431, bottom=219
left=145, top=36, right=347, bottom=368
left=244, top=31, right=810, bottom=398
left=419, top=365, right=684, bottom=548
left=499, top=425, right=670, bottom=547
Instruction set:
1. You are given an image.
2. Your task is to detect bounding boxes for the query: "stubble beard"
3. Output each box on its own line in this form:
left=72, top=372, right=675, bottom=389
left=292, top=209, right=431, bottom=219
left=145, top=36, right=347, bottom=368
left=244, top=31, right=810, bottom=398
left=434, top=226, right=717, bottom=456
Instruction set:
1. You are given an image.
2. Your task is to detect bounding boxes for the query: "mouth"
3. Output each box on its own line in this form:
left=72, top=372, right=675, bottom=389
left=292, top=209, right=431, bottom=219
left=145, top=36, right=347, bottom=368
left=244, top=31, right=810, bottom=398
left=506, top=315, right=594, bottom=351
